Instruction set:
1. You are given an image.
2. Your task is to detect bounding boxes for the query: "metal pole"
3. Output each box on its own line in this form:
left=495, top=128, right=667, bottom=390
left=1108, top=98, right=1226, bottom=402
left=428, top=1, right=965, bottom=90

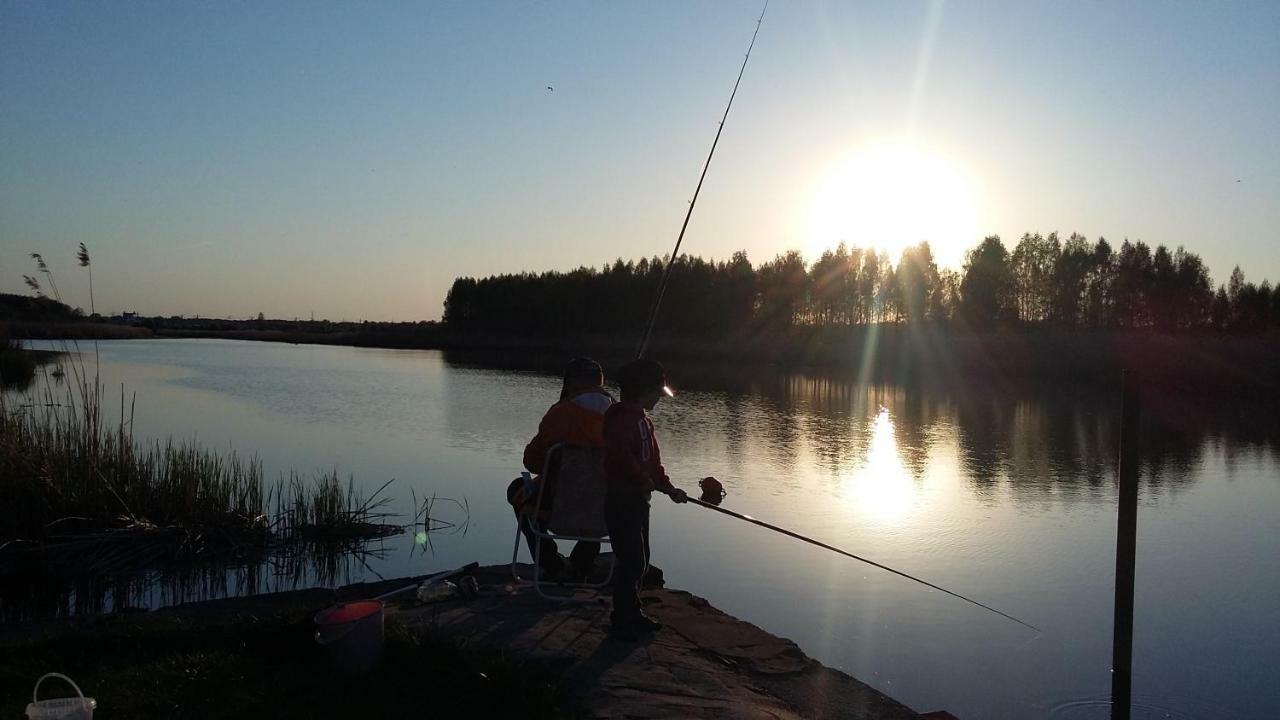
left=1111, top=370, right=1140, bottom=720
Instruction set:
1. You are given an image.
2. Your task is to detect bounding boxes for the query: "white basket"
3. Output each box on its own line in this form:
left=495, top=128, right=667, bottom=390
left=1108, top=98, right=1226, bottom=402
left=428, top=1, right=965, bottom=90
left=25, top=673, right=96, bottom=720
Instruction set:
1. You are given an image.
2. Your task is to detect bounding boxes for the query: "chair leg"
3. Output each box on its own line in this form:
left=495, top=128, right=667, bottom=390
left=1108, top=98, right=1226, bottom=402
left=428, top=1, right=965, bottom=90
left=532, top=530, right=542, bottom=586
left=530, top=534, right=609, bottom=603
left=511, top=521, right=525, bottom=583
left=517, top=530, right=614, bottom=602
left=532, top=538, right=566, bottom=601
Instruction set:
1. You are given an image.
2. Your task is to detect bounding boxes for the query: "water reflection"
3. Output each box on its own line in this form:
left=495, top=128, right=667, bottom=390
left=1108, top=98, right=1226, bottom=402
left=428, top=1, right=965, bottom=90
left=701, top=370, right=1279, bottom=507
left=843, top=409, right=915, bottom=524
left=443, top=349, right=1280, bottom=503
left=0, top=538, right=395, bottom=624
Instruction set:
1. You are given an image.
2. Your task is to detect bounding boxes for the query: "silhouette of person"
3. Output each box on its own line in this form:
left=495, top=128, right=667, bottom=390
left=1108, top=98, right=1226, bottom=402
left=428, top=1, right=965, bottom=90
left=507, top=357, right=613, bottom=581
left=603, top=359, right=688, bottom=639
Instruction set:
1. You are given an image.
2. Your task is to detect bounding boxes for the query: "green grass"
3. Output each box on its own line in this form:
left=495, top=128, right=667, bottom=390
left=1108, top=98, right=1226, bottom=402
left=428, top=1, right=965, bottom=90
left=0, top=612, right=573, bottom=719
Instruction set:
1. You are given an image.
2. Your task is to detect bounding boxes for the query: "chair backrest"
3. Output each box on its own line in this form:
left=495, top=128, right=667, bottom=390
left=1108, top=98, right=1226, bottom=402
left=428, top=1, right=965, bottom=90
left=542, top=444, right=608, bottom=538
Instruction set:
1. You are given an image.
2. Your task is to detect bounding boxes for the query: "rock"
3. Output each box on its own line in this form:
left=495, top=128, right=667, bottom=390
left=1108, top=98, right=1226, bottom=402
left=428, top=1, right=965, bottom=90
left=395, top=562, right=920, bottom=719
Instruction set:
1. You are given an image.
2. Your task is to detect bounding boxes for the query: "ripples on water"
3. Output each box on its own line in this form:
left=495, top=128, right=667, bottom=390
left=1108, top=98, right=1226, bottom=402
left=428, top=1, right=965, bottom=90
left=5, top=339, right=1277, bottom=719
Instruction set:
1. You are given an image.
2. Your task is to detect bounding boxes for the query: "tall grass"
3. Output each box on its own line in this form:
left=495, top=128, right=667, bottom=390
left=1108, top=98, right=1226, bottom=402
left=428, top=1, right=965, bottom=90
left=277, top=473, right=399, bottom=541
left=0, top=370, right=265, bottom=537
left=0, top=380, right=407, bottom=549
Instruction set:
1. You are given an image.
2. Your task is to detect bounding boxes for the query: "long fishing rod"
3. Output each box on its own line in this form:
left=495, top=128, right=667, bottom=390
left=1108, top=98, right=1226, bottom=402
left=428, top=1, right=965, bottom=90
left=686, top=496, right=1040, bottom=632
left=636, top=1, right=769, bottom=359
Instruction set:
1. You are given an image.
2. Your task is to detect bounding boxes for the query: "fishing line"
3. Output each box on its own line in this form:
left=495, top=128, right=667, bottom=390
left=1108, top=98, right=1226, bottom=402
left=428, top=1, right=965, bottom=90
left=687, top=497, right=1041, bottom=632
left=636, top=1, right=769, bottom=359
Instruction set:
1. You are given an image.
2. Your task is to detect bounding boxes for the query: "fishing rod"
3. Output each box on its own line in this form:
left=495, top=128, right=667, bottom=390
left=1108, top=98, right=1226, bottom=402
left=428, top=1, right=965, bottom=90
left=636, top=1, right=769, bottom=359
left=686, top=496, right=1040, bottom=632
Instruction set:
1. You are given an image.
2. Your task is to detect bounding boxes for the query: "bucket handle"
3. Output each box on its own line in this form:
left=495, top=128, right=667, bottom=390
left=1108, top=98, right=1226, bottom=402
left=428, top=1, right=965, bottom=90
left=33, top=672, right=89, bottom=707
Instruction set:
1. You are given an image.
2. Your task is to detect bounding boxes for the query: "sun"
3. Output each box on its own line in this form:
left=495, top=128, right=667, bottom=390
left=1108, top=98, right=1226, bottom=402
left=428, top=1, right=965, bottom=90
left=808, top=140, right=981, bottom=269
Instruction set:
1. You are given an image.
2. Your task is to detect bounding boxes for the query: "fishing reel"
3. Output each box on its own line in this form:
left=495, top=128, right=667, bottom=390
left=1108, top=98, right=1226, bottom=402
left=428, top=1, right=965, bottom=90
left=698, top=476, right=726, bottom=506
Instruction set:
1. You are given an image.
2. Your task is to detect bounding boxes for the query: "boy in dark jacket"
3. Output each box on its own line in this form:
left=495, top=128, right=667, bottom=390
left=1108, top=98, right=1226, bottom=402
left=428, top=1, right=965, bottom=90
left=603, top=359, right=687, bottom=637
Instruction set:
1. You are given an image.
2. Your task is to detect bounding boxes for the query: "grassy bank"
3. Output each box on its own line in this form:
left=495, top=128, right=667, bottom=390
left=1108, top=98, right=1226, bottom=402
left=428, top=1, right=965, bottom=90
left=0, top=330, right=50, bottom=389
left=158, top=324, right=443, bottom=349
left=0, top=348, right=37, bottom=389
left=0, top=611, right=571, bottom=719
left=8, top=321, right=153, bottom=340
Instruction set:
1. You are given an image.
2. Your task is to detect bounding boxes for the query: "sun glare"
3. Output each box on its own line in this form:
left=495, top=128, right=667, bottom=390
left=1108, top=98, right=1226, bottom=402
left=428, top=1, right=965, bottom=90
left=808, top=140, right=981, bottom=269
left=845, top=409, right=915, bottom=524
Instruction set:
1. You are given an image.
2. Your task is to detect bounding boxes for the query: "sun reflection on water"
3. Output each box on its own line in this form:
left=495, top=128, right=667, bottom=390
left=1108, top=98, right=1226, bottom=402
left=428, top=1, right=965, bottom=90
left=846, top=409, right=916, bottom=523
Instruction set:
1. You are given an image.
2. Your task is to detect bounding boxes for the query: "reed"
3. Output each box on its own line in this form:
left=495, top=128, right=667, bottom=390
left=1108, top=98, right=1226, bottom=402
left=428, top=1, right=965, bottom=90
left=0, top=380, right=264, bottom=541
left=276, top=472, right=400, bottom=542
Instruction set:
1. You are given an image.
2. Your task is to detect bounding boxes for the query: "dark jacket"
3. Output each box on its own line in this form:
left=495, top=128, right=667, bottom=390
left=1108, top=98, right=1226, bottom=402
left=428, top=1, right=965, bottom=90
left=603, top=402, right=675, bottom=496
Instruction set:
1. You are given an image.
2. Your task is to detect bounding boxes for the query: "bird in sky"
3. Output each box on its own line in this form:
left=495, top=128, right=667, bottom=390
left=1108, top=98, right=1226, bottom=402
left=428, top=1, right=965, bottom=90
left=546, top=85, right=554, bottom=92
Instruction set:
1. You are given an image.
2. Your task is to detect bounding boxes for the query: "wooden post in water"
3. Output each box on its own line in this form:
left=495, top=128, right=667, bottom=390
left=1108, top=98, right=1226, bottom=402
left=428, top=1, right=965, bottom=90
left=1111, top=370, right=1141, bottom=720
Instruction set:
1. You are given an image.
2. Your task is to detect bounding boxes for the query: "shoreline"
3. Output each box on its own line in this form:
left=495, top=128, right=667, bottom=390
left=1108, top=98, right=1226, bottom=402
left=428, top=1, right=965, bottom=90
left=14, top=322, right=1280, bottom=398
left=109, top=325, right=1280, bottom=393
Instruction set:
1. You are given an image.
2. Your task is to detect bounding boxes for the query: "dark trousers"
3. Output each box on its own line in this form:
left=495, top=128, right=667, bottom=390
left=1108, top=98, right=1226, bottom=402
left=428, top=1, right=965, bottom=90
left=509, top=475, right=601, bottom=575
left=517, top=515, right=601, bottom=575
left=604, top=491, right=651, bottom=624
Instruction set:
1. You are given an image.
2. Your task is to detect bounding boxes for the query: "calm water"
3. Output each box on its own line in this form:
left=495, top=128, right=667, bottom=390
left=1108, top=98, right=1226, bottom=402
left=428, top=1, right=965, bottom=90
left=13, top=339, right=1280, bottom=719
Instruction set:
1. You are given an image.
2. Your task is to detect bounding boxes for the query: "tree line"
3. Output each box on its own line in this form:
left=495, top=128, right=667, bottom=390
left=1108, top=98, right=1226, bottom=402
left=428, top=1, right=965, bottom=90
left=444, top=233, right=1278, bottom=336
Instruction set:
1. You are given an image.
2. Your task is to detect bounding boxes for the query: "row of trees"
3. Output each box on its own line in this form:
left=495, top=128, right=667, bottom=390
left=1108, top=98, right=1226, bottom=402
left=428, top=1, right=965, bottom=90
left=443, top=233, right=1279, bottom=336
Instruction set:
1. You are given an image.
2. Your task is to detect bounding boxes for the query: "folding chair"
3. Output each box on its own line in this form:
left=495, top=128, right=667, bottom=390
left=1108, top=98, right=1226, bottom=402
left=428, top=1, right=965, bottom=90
left=509, top=443, right=614, bottom=600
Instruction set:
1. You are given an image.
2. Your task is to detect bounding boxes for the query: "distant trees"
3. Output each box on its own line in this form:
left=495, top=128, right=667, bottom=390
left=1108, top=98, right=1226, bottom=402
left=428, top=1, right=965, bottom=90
left=443, top=234, right=1278, bottom=337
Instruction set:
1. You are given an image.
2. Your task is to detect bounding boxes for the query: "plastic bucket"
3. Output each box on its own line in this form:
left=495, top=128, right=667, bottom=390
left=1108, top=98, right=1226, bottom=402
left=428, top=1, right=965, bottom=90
left=26, top=673, right=96, bottom=720
left=314, top=600, right=385, bottom=675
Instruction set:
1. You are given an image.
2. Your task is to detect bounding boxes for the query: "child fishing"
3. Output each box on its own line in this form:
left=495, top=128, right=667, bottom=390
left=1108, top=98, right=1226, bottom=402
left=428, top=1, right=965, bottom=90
left=603, top=359, right=688, bottom=638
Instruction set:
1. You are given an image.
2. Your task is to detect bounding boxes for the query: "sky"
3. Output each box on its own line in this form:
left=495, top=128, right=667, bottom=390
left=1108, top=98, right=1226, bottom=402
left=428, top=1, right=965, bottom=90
left=2, top=1, right=1277, bottom=321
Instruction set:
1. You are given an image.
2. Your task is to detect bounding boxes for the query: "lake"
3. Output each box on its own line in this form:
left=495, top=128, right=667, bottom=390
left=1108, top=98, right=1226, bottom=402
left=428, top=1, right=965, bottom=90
left=11, top=338, right=1279, bottom=719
